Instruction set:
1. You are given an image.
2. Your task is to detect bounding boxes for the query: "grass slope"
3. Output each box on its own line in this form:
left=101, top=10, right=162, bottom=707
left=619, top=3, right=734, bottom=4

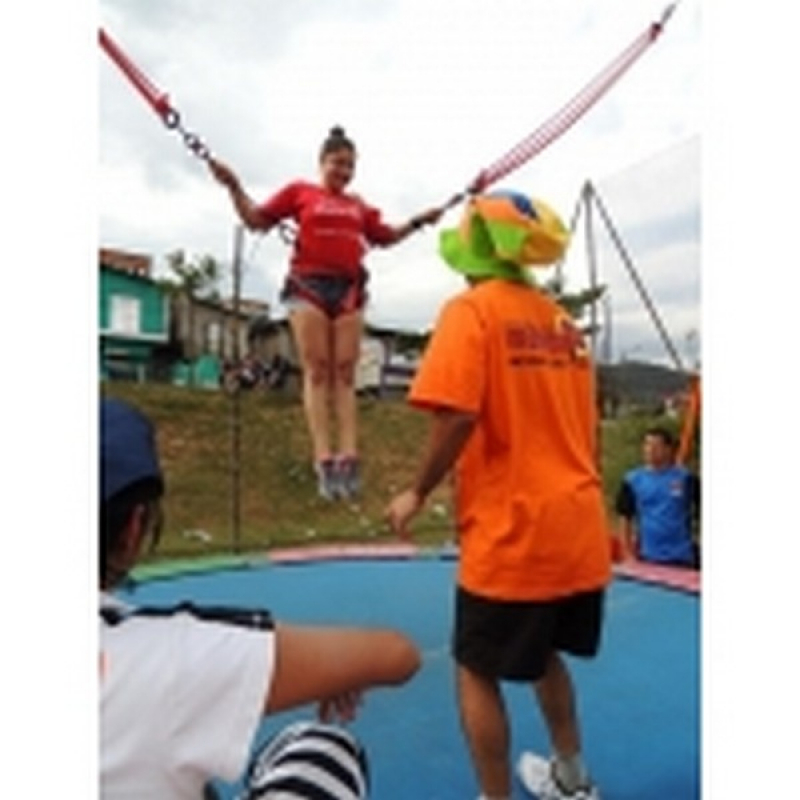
left=101, top=383, right=688, bottom=562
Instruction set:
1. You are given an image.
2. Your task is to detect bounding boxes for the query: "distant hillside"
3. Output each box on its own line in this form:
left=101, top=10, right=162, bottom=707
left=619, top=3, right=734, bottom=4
left=598, top=360, right=693, bottom=407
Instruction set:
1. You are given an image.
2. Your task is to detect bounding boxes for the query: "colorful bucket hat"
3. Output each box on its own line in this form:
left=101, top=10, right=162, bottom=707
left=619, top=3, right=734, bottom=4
left=439, top=190, right=570, bottom=279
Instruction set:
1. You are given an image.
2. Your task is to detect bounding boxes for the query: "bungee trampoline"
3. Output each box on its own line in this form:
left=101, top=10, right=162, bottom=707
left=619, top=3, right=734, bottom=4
left=121, top=544, right=699, bottom=800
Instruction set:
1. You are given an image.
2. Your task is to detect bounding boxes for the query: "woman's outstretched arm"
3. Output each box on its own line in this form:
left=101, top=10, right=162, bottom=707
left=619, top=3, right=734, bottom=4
left=208, top=157, right=273, bottom=232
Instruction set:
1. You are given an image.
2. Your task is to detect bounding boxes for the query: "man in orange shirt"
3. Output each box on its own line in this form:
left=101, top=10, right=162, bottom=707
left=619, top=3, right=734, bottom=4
left=386, top=191, right=611, bottom=800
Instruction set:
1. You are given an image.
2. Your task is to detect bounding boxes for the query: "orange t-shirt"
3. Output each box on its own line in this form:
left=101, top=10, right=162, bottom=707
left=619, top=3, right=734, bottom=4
left=410, top=279, right=612, bottom=601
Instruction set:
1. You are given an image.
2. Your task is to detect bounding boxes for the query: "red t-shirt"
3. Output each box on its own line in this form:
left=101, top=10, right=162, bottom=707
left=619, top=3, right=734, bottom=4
left=409, top=279, right=612, bottom=601
left=256, top=181, right=395, bottom=279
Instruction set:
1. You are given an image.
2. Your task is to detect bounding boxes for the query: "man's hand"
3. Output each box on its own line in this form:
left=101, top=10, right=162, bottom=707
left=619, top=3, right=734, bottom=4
left=384, top=408, right=475, bottom=539
left=385, top=489, right=424, bottom=540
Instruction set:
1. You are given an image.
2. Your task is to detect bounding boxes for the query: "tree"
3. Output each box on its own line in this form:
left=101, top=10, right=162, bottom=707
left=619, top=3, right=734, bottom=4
left=161, top=250, right=222, bottom=303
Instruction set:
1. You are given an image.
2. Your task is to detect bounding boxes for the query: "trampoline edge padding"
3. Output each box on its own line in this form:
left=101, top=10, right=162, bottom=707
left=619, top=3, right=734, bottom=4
left=131, top=542, right=699, bottom=594
left=131, top=553, right=256, bottom=582
left=268, top=542, right=429, bottom=564
left=613, top=560, right=700, bottom=594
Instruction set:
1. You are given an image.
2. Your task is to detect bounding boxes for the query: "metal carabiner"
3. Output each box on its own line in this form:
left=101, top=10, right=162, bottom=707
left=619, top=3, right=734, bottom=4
left=278, top=221, right=298, bottom=245
left=181, top=129, right=211, bottom=161
left=161, top=107, right=181, bottom=130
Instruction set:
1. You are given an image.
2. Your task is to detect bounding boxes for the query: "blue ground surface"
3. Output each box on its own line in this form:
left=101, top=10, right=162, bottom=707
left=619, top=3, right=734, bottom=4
left=119, top=558, right=699, bottom=799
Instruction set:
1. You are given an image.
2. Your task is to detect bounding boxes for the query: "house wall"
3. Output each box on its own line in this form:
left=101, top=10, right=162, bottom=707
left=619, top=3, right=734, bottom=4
left=99, top=265, right=171, bottom=381
left=100, top=251, right=425, bottom=393
left=99, top=267, right=168, bottom=338
left=171, top=294, right=249, bottom=361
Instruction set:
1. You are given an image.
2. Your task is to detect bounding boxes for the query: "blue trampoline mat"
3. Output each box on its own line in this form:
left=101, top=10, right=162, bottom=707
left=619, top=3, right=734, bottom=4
left=118, top=558, right=700, bottom=799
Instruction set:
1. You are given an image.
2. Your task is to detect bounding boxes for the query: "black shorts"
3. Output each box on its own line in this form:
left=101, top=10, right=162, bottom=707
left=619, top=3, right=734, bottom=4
left=453, top=586, right=605, bottom=682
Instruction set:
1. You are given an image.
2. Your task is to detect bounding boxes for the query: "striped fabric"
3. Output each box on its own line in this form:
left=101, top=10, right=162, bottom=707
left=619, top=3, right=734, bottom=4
left=241, top=722, right=370, bottom=800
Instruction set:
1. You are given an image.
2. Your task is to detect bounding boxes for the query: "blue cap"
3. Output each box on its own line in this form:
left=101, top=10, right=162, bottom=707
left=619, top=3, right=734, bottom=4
left=100, top=398, right=163, bottom=502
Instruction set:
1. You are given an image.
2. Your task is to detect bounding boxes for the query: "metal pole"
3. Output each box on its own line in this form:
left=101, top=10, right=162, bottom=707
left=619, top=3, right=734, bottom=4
left=554, top=188, right=584, bottom=291
left=591, top=186, right=685, bottom=373
left=230, top=224, right=244, bottom=554
left=603, top=292, right=613, bottom=365
left=581, top=182, right=604, bottom=466
left=583, top=182, right=600, bottom=358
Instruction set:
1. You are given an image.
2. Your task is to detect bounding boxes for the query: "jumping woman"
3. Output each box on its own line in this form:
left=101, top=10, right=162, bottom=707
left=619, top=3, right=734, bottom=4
left=209, top=126, right=442, bottom=501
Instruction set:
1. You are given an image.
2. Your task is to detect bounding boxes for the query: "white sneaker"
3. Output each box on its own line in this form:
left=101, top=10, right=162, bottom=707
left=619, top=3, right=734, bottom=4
left=315, top=458, right=339, bottom=501
left=336, top=455, right=361, bottom=500
left=517, top=752, right=601, bottom=800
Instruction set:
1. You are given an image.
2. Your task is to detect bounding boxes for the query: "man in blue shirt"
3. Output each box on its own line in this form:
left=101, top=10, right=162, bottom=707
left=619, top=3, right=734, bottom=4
left=615, top=426, right=700, bottom=568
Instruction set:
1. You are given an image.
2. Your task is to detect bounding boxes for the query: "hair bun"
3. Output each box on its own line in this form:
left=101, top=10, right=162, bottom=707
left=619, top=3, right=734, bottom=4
left=320, top=126, right=355, bottom=159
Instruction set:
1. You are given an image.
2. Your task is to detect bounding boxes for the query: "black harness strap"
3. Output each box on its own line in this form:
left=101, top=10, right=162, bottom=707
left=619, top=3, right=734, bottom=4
left=100, top=601, right=274, bottom=631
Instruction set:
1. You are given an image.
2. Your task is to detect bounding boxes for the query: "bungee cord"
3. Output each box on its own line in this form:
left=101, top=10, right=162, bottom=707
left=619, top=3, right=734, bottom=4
left=99, top=27, right=298, bottom=243
left=99, top=28, right=211, bottom=162
left=99, top=3, right=681, bottom=228
left=436, top=2, right=680, bottom=213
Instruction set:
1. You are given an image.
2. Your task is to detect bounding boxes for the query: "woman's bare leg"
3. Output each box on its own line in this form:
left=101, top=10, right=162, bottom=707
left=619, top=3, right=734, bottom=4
left=332, top=310, right=363, bottom=458
left=289, top=305, right=335, bottom=462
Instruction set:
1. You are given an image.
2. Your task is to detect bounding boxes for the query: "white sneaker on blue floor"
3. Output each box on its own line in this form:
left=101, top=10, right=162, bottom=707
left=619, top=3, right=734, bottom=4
left=517, top=752, right=601, bottom=800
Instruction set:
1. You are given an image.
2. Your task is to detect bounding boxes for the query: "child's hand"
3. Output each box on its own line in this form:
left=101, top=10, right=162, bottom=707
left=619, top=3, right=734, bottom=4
left=318, top=690, right=363, bottom=724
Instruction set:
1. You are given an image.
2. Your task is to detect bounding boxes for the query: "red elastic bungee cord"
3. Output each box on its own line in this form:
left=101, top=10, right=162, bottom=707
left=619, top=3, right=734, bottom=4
left=99, top=28, right=210, bottom=160
left=439, top=2, right=680, bottom=212
left=99, top=3, right=680, bottom=222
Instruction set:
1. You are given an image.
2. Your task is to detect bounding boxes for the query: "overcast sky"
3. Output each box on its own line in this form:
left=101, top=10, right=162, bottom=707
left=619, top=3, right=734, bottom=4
left=97, top=0, right=701, bottom=366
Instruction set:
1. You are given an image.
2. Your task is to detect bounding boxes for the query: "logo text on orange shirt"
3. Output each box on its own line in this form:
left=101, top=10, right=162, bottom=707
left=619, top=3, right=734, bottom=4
left=505, top=315, right=589, bottom=365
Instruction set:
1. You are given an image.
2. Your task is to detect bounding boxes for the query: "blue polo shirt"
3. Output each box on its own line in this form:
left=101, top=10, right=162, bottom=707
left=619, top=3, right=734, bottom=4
left=617, top=465, right=698, bottom=565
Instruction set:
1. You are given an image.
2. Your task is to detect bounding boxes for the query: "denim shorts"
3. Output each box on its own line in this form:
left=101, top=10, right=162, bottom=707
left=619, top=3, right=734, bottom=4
left=281, top=271, right=368, bottom=319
